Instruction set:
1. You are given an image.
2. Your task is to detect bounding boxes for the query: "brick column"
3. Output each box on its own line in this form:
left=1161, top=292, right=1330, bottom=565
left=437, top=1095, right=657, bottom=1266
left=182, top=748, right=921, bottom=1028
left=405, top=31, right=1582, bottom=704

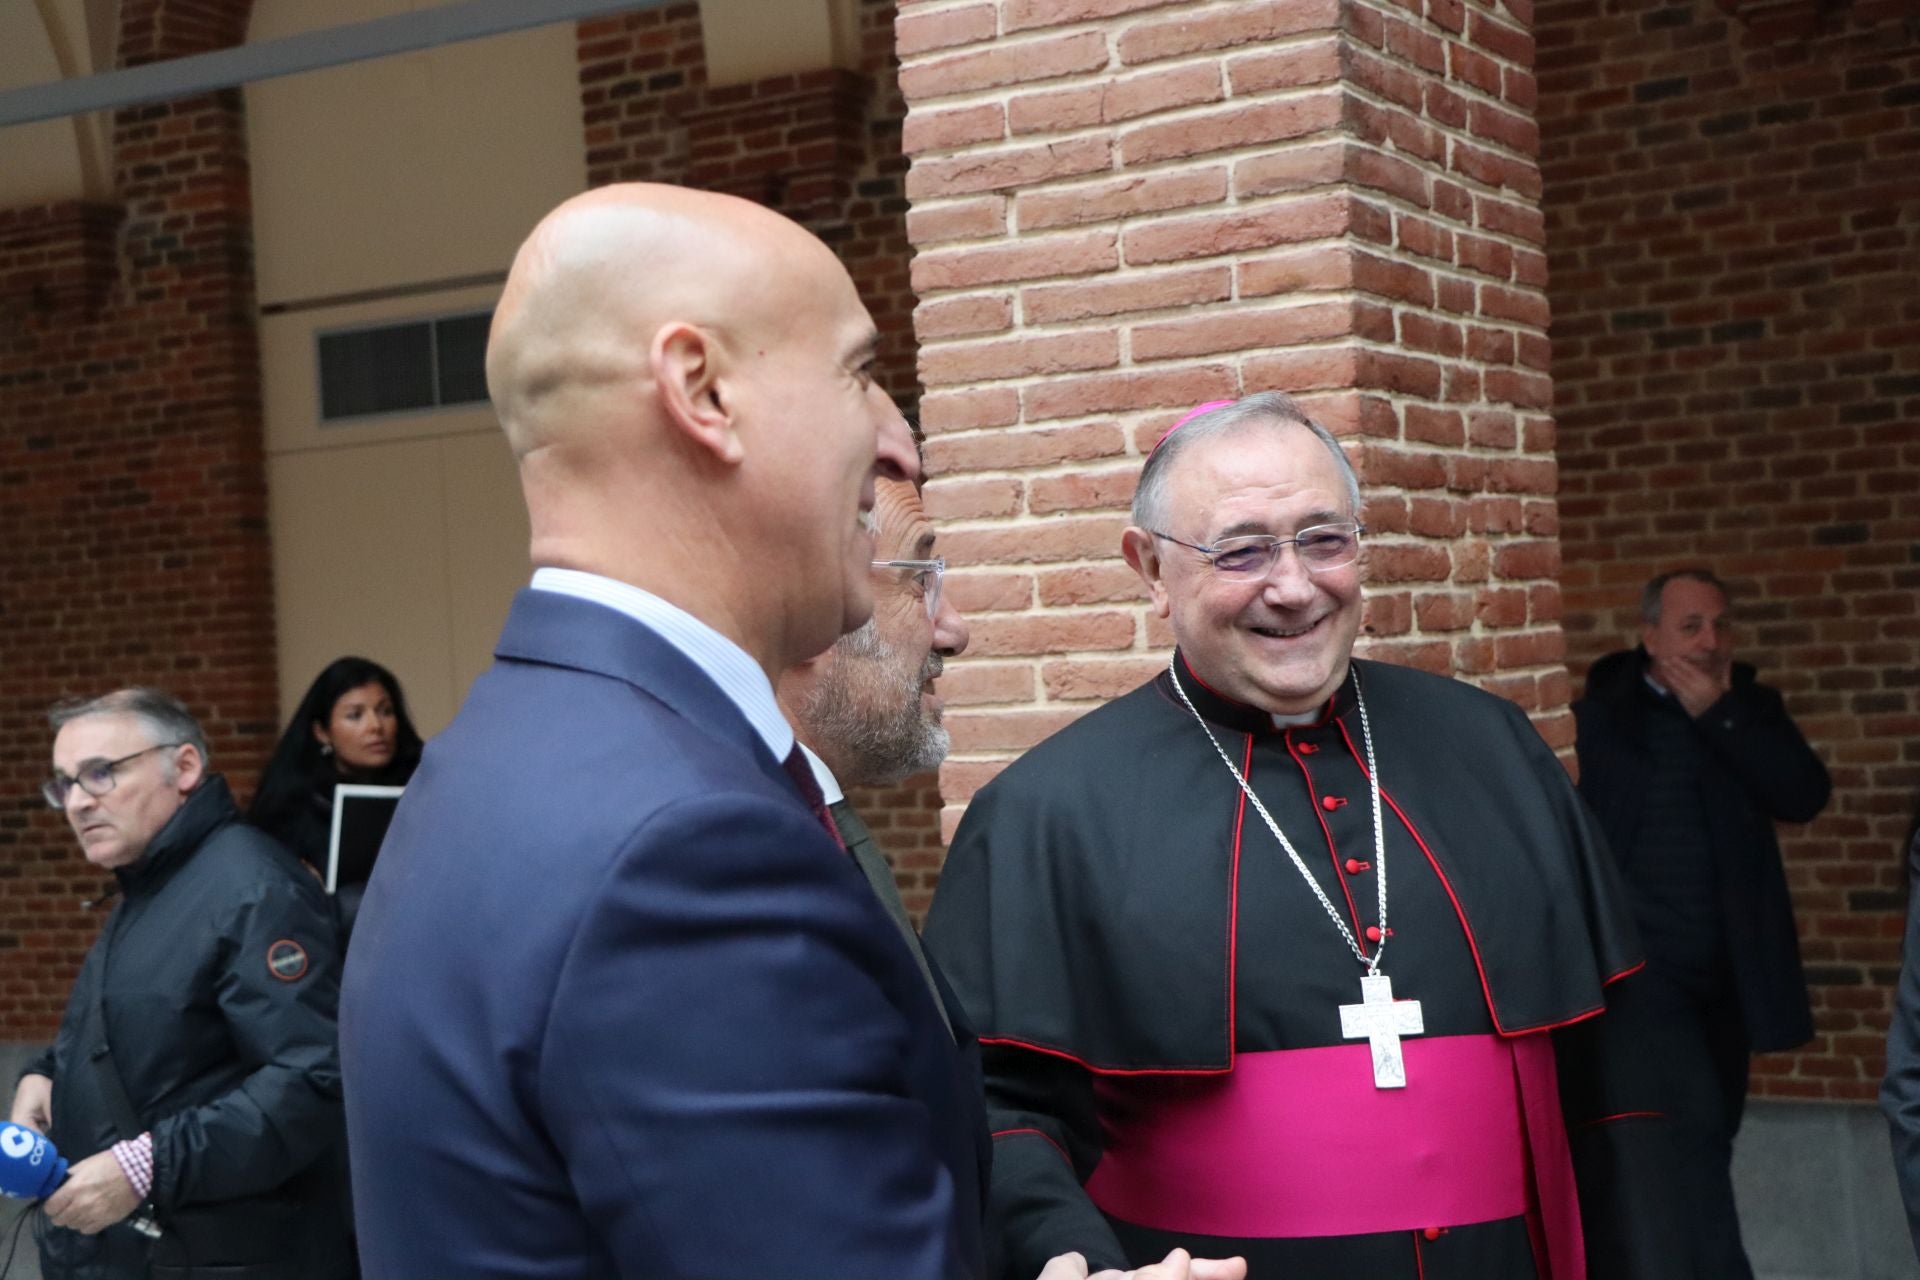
left=0, top=0, right=275, bottom=1038
left=897, top=0, right=1564, bottom=836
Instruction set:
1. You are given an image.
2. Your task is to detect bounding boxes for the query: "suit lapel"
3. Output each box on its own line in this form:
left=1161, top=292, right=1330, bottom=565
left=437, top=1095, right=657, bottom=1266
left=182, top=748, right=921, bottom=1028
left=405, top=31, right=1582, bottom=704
left=832, top=800, right=953, bottom=1040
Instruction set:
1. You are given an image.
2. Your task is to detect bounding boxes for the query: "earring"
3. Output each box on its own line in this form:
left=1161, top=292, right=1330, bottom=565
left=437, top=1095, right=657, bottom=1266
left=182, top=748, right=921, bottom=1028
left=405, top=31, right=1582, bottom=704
left=320, top=743, right=333, bottom=757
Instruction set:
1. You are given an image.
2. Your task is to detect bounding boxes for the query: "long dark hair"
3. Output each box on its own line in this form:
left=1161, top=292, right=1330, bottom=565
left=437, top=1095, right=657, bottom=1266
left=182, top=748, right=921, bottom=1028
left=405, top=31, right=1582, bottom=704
left=249, top=657, right=423, bottom=861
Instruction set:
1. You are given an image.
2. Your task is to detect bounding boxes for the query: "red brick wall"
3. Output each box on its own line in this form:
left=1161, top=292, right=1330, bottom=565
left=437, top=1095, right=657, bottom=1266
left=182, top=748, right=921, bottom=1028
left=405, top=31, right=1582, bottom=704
left=0, top=0, right=276, bottom=1039
left=576, top=1, right=947, bottom=907
left=898, top=0, right=1568, bottom=840
left=1539, top=0, right=1920, bottom=1101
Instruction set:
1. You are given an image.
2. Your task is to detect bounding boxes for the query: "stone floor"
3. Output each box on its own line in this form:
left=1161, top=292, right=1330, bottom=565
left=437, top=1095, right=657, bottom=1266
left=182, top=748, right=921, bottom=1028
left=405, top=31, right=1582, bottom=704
left=1740, top=1101, right=1917, bottom=1280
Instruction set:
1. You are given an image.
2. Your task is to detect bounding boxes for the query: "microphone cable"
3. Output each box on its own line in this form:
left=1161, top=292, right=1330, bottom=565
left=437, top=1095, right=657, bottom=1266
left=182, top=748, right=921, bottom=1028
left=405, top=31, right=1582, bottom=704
left=0, top=1200, right=35, bottom=1280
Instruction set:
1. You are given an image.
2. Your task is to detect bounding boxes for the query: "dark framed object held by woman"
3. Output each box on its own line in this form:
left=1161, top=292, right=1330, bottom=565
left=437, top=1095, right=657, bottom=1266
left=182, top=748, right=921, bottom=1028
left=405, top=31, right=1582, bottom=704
left=250, top=657, right=423, bottom=941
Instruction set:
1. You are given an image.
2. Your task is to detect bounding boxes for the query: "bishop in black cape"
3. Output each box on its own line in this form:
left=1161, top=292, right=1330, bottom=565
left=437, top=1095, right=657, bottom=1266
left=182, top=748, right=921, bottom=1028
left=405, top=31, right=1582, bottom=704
left=924, top=658, right=1688, bottom=1279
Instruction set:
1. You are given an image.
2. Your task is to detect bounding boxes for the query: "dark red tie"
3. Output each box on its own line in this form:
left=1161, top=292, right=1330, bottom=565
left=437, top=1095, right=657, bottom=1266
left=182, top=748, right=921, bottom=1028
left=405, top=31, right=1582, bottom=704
left=781, top=746, right=845, bottom=850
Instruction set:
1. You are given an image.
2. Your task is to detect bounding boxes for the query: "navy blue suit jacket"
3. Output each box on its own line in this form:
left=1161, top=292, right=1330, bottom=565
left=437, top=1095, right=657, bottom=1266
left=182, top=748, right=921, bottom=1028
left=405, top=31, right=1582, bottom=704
left=341, top=589, right=986, bottom=1278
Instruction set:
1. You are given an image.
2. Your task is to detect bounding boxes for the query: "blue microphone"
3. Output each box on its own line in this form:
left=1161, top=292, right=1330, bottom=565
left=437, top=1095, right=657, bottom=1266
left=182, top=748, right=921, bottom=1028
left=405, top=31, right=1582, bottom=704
left=0, top=1124, right=67, bottom=1200
left=0, top=1124, right=162, bottom=1239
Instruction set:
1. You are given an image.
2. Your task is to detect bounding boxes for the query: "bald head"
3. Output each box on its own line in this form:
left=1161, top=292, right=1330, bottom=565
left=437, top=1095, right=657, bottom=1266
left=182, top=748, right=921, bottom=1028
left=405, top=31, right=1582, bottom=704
left=485, top=183, right=920, bottom=677
left=487, top=184, right=849, bottom=460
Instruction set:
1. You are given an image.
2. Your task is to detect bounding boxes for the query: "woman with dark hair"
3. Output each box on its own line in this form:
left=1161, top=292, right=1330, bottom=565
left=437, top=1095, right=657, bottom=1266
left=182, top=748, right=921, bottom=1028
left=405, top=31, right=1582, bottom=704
left=250, top=658, right=423, bottom=933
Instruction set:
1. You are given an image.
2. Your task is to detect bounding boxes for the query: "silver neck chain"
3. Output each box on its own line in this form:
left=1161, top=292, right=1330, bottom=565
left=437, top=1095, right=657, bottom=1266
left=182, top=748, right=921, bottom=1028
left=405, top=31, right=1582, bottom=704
left=1167, top=656, right=1390, bottom=974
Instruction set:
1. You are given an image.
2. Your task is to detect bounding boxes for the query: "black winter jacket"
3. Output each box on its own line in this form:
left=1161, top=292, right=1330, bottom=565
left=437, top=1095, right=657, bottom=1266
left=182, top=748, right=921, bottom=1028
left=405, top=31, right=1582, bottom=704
left=1572, top=648, right=1829, bottom=1052
left=20, top=776, right=352, bottom=1280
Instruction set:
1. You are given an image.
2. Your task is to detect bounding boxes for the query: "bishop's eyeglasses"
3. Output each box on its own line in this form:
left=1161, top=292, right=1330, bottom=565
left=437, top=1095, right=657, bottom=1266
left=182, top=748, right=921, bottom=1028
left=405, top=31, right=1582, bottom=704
left=872, top=556, right=945, bottom=619
left=42, top=743, right=183, bottom=809
left=1150, top=522, right=1364, bottom=578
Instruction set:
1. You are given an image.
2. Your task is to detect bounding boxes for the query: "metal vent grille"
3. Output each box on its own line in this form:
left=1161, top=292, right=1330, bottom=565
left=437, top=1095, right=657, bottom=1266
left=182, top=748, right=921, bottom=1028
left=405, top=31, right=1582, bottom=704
left=317, top=309, right=493, bottom=422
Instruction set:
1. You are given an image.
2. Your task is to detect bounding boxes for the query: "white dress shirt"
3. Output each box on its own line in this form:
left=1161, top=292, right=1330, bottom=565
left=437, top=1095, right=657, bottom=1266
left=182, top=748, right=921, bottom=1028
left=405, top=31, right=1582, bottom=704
left=797, top=743, right=846, bottom=806
left=530, top=568, right=795, bottom=763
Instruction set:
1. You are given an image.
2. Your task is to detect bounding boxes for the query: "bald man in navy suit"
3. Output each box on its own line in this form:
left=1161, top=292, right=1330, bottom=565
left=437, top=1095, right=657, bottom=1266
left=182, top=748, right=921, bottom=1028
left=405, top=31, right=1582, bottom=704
left=341, top=185, right=980, bottom=1280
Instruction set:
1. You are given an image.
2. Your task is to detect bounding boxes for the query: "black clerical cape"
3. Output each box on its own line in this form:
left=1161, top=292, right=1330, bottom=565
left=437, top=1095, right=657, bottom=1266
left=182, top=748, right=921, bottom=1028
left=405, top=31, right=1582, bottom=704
left=922, top=658, right=1687, bottom=1280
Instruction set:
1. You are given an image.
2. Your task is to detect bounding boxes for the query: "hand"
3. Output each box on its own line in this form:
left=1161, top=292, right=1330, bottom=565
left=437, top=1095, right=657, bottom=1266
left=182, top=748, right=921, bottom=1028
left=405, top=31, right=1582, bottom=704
left=1089, top=1248, right=1250, bottom=1280
left=9, top=1073, right=51, bottom=1133
left=1650, top=655, right=1729, bottom=719
left=42, top=1150, right=141, bottom=1234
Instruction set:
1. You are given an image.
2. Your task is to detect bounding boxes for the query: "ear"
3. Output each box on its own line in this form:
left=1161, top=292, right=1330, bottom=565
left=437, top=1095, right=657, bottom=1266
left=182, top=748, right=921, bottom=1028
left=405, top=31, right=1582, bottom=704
left=1121, top=526, right=1172, bottom=619
left=311, top=721, right=331, bottom=749
left=652, top=321, right=744, bottom=466
left=1639, top=622, right=1658, bottom=653
left=173, top=744, right=206, bottom=795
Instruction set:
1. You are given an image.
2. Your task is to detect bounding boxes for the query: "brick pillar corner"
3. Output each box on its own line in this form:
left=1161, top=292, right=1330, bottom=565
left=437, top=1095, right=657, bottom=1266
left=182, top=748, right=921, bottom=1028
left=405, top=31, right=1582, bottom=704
left=897, top=0, right=1564, bottom=838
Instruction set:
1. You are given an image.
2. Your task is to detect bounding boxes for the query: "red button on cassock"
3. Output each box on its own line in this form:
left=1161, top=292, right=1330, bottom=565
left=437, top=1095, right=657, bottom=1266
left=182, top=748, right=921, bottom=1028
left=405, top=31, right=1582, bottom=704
left=1344, top=858, right=1368, bottom=874
left=1423, top=1227, right=1447, bottom=1241
left=1320, top=795, right=1346, bottom=811
left=1297, top=742, right=1319, bottom=754
left=1365, top=926, right=1384, bottom=942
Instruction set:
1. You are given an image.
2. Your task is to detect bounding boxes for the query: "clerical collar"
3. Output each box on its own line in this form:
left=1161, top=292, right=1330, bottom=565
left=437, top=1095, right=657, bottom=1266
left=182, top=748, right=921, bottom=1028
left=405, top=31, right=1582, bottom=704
left=1155, top=651, right=1358, bottom=735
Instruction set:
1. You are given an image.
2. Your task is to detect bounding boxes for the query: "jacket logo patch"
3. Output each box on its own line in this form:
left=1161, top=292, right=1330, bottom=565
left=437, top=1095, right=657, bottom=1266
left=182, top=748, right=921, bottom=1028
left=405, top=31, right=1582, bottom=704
left=266, top=939, right=309, bottom=982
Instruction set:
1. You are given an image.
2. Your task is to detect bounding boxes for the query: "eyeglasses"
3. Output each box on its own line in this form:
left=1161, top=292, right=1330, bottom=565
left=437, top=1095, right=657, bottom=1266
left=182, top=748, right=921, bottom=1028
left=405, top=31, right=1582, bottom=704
left=1150, top=522, right=1364, bottom=578
left=872, top=556, right=945, bottom=619
left=42, top=743, right=182, bottom=809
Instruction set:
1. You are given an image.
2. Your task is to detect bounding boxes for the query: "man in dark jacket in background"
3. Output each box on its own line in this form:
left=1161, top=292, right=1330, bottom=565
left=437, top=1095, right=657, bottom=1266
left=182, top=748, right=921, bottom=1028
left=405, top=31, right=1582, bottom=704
left=1574, top=568, right=1830, bottom=1280
left=9, top=688, right=351, bottom=1280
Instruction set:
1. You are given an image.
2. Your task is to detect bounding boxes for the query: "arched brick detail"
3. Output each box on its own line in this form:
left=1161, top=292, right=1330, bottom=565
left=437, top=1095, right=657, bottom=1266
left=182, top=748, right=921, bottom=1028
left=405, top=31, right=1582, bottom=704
left=119, top=0, right=255, bottom=68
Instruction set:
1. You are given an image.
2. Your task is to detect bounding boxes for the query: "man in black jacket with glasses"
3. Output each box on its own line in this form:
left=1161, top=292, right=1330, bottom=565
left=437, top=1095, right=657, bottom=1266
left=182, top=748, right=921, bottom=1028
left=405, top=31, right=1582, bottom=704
left=10, top=688, right=350, bottom=1280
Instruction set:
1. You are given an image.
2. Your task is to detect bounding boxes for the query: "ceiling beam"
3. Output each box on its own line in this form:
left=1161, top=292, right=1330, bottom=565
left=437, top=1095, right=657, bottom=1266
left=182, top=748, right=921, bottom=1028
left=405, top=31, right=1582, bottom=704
left=0, top=0, right=673, bottom=130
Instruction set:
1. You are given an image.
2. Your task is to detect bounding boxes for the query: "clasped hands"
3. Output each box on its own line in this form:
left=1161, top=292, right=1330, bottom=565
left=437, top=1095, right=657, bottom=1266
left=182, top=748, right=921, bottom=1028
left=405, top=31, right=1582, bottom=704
left=1042, top=1247, right=1247, bottom=1280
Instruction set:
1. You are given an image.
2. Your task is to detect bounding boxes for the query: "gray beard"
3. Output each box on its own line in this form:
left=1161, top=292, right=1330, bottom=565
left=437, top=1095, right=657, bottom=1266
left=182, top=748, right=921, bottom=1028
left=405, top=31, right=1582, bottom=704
left=801, top=618, right=948, bottom=790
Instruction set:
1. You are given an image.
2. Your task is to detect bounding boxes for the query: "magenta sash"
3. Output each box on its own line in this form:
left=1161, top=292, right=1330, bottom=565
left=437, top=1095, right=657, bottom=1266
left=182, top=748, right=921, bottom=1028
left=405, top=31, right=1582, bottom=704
left=1082, top=1033, right=1584, bottom=1277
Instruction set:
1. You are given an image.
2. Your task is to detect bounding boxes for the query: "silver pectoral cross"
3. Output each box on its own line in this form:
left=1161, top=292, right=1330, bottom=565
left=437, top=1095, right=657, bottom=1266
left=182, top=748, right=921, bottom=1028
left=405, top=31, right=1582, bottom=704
left=1339, top=972, right=1425, bottom=1089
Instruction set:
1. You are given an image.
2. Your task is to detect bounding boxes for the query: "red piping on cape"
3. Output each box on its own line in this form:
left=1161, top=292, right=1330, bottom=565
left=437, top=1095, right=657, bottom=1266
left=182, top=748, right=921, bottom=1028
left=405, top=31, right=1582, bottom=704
left=1228, top=734, right=1248, bottom=1071
left=1413, top=1233, right=1427, bottom=1280
left=992, top=1127, right=1074, bottom=1168
left=1572, top=1110, right=1666, bottom=1133
left=1604, top=959, right=1646, bottom=987
left=975, top=1034, right=1234, bottom=1076
left=1331, top=715, right=1638, bottom=1037
left=1287, top=728, right=1371, bottom=950
left=1177, top=653, right=1230, bottom=702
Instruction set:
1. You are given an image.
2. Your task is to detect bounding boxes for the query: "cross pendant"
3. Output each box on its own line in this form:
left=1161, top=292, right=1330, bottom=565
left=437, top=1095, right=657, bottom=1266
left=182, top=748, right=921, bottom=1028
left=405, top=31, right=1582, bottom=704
left=1338, top=972, right=1425, bottom=1089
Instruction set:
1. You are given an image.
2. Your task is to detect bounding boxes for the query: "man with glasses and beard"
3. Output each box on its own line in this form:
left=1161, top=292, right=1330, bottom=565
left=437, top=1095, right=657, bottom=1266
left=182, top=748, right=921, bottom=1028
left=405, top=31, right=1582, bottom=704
left=778, top=474, right=1248, bottom=1280
left=777, top=470, right=967, bottom=993
left=922, top=393, right=1685, bottom=1279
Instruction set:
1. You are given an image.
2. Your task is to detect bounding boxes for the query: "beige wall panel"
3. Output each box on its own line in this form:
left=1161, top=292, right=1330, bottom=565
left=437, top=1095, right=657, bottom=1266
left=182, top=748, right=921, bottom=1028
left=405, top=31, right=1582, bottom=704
left=439, top=433, right=530, bottom=713
left=246, top=5, right=583, bottom=307
left=0, top=14, right=89, bottom=204
left=700, top=0, right=858, bottom=87
left=270, top=439, right=460, bottom=736
left=249, top=0, right=434, bottom=39
left=257, top=282, right=502, bottom=456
